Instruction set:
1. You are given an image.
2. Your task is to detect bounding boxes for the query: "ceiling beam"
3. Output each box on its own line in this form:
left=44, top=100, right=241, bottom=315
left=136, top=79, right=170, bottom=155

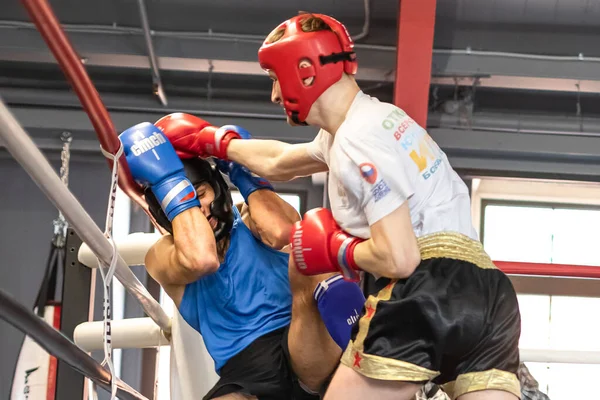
left=393, top=0, right=437, bottom=126
left=5, top=98, right=600, bottom=183
left=2, top=24, right=600, bottom=93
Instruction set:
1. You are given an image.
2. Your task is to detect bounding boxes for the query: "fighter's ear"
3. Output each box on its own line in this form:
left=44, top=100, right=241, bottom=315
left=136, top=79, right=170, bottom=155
left=298, top=59, right=315, bottom=86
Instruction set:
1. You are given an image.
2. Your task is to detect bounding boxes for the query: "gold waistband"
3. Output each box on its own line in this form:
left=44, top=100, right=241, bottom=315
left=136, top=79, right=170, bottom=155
left=417, top=232, right=496, bottom=270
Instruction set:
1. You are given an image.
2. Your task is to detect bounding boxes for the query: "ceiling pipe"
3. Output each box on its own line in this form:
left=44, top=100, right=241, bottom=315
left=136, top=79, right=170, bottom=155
left=136, top=0, right=167, bottom=106
left=4, top=80, right=600, bottom=136
left=3, top=20, right=600, bottom=63
left=427, top=111, right=600, bottom=137
left=18, top=0, right=148, bottom=211
left=351, top=0, right=371, bottom=42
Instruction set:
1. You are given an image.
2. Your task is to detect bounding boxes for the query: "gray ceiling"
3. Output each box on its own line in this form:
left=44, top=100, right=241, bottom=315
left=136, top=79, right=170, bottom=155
left=6, top=0, right=600, bottom=26
left=3, top=0, right=386, bottom=36
left=4, top=0, right=600, bottom=42
left=1, top=0, right=600, bottom=131
left=438, top=0, right=600, bottom=26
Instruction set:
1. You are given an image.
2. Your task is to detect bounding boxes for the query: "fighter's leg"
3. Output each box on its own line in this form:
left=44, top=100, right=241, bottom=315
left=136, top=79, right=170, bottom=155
left=213, top=394, right=257, bottom=400
left=457, top=391, right=519, bottom=400
left=286, top=256, right=342, bottom=392
left=324, top=364, right=422, bottom=400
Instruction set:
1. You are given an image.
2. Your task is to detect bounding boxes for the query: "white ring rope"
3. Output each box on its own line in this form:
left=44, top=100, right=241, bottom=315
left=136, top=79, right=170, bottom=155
left=0, top=100, right=171, bottom=333
left=94, top=143, right=124, bottom=399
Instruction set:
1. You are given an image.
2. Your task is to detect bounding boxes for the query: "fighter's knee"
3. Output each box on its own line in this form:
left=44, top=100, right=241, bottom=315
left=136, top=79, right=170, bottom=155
left=213, top=393, right=257, bottom=400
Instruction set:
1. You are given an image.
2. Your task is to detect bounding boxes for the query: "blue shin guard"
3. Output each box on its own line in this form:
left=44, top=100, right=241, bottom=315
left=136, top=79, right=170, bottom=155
left=313, top=274, right=366, bottom=350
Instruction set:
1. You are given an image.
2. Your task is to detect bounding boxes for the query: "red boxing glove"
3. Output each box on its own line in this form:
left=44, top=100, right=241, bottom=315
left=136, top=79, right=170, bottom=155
left=290, top=208, right=364, bottom=282
left=155, top=113, right=243, bottom=160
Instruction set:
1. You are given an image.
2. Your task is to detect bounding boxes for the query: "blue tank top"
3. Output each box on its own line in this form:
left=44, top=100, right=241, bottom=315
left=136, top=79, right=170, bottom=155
left=178, top=207, right=292, bottom=372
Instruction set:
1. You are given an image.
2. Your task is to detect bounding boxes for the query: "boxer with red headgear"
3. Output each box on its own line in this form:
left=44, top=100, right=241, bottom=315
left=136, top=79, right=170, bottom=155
left=156, top=12, right=522, bottom=400
left=257, top=13, right=357, bottom=125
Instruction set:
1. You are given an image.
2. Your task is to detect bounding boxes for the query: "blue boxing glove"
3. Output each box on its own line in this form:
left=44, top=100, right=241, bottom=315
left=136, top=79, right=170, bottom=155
left=216, top=160, right=274, bottom=204
left=120, top=122, right=200, bottom=221
left=313, top=274, right=366, bottom=349
left=218, top=124, right=253, bottom=140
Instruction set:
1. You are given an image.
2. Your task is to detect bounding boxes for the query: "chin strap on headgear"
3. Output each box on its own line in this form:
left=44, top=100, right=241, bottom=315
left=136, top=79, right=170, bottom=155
left=258, top=13, right=358, bottom=125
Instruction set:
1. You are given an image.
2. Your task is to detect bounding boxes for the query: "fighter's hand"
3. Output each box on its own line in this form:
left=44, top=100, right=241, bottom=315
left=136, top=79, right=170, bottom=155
left=155, top=113, right=252, bottom=160
left=120, top=122, right=199, bottom=221
left=216, top=160, right=274, bottom=204
left=290, top=208, right=364, bottom=281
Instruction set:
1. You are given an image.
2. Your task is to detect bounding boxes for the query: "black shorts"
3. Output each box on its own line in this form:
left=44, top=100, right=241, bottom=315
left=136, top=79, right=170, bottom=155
left=341, top=232, right=522, bottom=399
left=203, top=326, right=320, bottom=400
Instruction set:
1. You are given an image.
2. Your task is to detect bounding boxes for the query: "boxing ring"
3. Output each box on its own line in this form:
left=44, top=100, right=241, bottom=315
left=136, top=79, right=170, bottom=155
left=2, top=0, right=600, bottom=398
left=2, top=0, right=187, bottom=398
left=75, top=233, right=600, bottom=361
left=6, top=116, right=600, bottom=400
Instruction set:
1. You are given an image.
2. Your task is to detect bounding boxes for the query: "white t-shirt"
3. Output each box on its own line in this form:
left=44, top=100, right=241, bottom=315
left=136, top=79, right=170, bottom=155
left=306, top=91, right=478, bottom=241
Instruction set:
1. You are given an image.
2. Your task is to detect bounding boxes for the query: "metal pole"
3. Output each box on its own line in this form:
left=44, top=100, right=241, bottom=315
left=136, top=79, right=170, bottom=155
left=393, top=0, right=437, bottom=126
left=137, top=0, right=168, bottom=106
left=0, top=289, right=148, bottom=400
left=55, top=228, right=92, bottom=400
left=0, top=99, right=171, bottom=333
left=20, top=0, right=148, bottom=211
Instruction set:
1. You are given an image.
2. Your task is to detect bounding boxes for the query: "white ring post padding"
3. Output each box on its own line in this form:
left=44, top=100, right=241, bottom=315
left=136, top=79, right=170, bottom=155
left=170, top=306, right=219, bottom=400
left=74, top=317, right=170, bottom=352
left=0, top=100, right=171, bottom=333
left=520, top=348, right=600, bottom=364
left=79, top=232, right=162, bottom=268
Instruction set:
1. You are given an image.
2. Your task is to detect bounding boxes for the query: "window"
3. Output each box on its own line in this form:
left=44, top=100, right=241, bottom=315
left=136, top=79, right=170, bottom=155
left=482, top=201, right=600, bottom=399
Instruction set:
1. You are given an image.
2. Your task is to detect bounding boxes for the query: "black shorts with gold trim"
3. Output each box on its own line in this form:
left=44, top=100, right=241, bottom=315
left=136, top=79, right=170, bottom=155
left=341, top=232, right=522, bottom=399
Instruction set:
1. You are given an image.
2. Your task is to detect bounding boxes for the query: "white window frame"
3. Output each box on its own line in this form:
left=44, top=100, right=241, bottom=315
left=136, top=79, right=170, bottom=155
left=473, top=177, right=600, bottom=399
left=472, top=177, right=600, bottom=297
left=471, top=177, right=600, bottom=238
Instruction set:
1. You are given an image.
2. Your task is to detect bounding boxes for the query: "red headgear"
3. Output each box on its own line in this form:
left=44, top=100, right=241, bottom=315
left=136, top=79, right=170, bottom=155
left=258, top=14, right=358, bottom=125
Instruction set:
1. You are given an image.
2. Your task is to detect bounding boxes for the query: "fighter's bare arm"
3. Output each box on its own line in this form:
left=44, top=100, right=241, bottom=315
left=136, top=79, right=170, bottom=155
left=145, top=208, right=220, bottom=303
left=239, top=189, right=301, bottom=250
left=353, top=201, right=421, bottom=279
left=227, top=140, right=328, bottom=182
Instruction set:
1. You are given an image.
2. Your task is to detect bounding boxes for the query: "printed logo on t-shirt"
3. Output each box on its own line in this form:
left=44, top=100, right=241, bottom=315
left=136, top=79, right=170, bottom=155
left=372, top=180, right=391, bottom=202
left=358, top=163, right=378, bottom=184
left=380, top=108, right=407, bottom=130
left=380, top=107, right=443, bottom=181
left=380, top=108, right=415, bottom=141
left=358, top=163, right=390, bottom=202
left=399, top=131, right=443, bottom=181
